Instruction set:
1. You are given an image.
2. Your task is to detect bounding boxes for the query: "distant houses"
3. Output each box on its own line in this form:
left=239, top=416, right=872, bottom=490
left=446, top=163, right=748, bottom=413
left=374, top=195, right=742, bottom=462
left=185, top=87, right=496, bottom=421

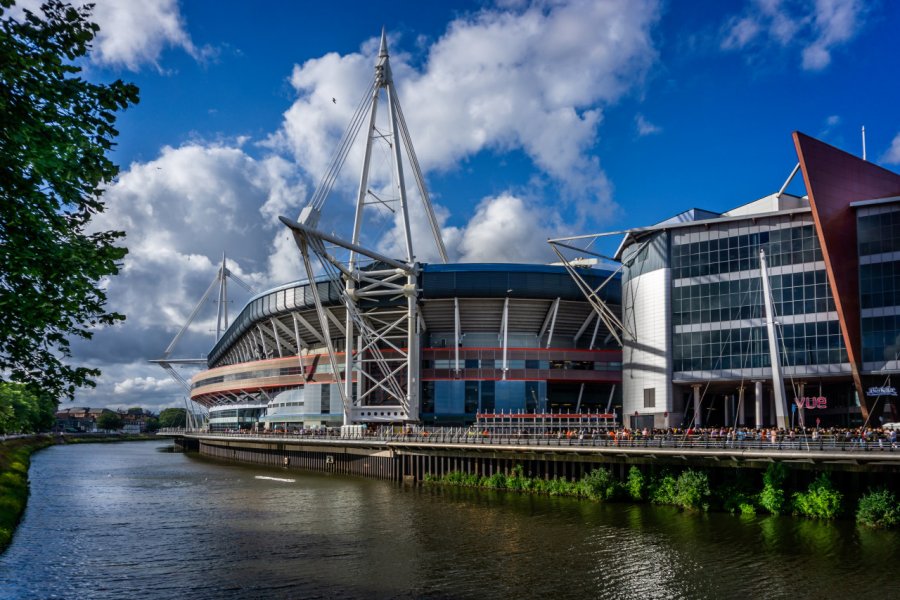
left=55, top=407, right=156, bottom=433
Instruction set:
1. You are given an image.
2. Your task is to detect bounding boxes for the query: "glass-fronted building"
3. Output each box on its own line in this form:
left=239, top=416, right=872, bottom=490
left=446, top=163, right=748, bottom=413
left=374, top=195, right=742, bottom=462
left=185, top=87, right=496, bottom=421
left=616, top=132, right=900, bottom=429
left=855, top=197, right=900, bottom=419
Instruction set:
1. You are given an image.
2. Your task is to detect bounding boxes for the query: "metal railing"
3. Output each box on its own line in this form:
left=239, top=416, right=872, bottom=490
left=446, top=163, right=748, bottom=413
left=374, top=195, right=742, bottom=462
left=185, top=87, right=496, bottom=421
left=160, top=427, right=900, bottom=454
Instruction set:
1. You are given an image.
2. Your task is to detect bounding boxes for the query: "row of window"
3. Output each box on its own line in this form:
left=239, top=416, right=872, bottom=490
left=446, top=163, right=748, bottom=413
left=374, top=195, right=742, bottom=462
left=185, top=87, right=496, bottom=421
left=423, top=359, right=622, bottom=371
left=672, top=270, right=835, bottom=326
left=193, top=365, right=307, bottom=389
left=857, top=210, right=900, bottom=257
left=673, top=321, right=847, bottom=372
left=859, top=260, right=900, bottom=310
left=421, top=380, right=545, bottom=415
left=861, top=315, right=900, bottom=363
left=672, top=225, right=822, bottom=279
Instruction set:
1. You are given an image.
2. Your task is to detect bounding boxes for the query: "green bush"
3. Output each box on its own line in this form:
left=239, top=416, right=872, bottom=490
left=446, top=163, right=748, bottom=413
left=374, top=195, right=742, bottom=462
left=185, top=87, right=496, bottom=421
left=484, top=472, right=508, bottom=489
left=625, top=466, right=645, bottom=501
left=793, top=474, right=843, bottom=520
left=759, top=463, right=789, bottom=515
left=577, top=468, right=620, bottom=501
left=675, top=469, right=711, bottom=511
left=856, top=488, right=900, bottom=529
left=650, top=472, right=678, bottom=505
left=506, top=465, right=526, bottom=491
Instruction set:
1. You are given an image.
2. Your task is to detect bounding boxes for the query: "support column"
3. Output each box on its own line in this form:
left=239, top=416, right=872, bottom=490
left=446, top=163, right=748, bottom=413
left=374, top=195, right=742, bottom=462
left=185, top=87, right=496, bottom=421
left=725, top=394, right=732, bottom=427
left=754, top=380, right=764, bottom=429
left=738, top=385, right=746, bottom=426
left=797, top=382, right=806, bottom=429
left=692, top=384, right=703, bottom=428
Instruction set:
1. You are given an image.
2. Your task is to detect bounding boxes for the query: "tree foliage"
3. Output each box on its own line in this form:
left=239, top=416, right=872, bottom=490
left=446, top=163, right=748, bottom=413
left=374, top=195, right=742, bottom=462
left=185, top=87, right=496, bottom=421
left=158, top=407, right=186, bottom=429
left=0, top=382, right=56, bottom=433
left=0, top=1, right=139, bottom=399
left=95, top=410, right=121, bottom=432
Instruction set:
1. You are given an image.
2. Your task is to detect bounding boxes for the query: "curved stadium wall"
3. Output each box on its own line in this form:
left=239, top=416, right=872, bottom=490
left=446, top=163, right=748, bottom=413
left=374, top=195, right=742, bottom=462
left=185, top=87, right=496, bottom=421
left=190, top=263, right=623, bottom=431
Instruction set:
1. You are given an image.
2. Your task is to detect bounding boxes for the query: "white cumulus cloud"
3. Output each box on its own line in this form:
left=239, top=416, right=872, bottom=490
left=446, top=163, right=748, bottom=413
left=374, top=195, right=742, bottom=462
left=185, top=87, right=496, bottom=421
left=721, top=0, right=865, bottom=71
left=882, top=133, right=900, bottom=165
left=269, top=0, right=660, bottom=231
left=11, top=0, right=208, bottom=70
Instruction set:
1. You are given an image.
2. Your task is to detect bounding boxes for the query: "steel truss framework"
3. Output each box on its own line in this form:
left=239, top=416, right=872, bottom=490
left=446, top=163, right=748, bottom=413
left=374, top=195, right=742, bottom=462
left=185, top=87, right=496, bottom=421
left=152, top=254, right=255, bottom=428
left=281, top=31, right=447, bottom=426
left=548, top=233, right=639, bottom=348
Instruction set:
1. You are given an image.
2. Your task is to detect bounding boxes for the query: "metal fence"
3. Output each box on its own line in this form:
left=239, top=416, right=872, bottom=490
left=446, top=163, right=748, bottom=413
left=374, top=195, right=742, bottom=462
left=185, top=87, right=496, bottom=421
left=159, top=427, right=899, bottom=453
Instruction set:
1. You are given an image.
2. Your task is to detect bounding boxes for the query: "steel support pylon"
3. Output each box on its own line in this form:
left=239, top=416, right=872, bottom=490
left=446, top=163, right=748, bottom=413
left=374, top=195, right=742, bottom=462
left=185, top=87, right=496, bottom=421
left=281, top=30, right=445, bottom=426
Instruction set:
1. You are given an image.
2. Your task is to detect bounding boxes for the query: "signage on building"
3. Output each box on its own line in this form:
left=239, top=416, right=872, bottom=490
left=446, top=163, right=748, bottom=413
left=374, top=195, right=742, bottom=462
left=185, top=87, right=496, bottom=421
left=866, top=386, right=897, bottom=397
left=794, top=396, right=827, bottom=410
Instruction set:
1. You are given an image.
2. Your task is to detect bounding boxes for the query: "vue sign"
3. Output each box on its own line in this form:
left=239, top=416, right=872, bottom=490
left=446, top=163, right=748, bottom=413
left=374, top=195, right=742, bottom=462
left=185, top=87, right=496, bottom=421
left=794, top=396, right=827, bottom=410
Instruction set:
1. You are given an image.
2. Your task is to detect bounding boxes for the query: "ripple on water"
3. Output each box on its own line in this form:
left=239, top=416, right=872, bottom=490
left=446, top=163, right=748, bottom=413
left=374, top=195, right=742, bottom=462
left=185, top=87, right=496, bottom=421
left=1, top=443, right=898, bottom=599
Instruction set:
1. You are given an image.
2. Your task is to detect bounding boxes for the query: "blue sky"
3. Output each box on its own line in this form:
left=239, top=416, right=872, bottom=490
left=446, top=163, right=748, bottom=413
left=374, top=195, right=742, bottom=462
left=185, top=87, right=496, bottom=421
left=11, top=0, right=898, bottom=410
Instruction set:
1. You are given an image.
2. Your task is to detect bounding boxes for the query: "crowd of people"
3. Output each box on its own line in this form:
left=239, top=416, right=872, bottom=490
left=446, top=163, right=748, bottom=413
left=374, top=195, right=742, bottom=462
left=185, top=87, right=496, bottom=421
left=211, top=422, right=900, bottom=450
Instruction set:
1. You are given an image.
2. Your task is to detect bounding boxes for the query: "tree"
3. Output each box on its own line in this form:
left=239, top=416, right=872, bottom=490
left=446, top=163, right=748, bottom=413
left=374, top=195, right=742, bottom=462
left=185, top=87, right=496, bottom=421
left=0, top=382, right=56, bottom=433
left=96, top=411, right=122, bottom=432
left=0, top=1, right=139, bottom=400
left=158, top=408, right=186, bottom=429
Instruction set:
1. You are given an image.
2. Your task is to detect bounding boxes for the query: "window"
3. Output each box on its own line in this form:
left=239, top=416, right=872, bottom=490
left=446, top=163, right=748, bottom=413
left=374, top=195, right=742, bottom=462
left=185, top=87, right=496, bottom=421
left=643, top=388, right=656, bottom=409
left=321, top=385, right=330, bottom=414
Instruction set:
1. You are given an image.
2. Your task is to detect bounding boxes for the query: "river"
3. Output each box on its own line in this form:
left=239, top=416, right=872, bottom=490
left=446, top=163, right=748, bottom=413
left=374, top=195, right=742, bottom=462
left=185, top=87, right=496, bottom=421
left=1, top=441, right=897, bottom=599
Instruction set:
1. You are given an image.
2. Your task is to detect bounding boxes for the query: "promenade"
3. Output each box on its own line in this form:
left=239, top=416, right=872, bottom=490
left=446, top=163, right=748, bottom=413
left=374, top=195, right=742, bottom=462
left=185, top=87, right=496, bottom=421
left=161, top=427, right=900, bottom=471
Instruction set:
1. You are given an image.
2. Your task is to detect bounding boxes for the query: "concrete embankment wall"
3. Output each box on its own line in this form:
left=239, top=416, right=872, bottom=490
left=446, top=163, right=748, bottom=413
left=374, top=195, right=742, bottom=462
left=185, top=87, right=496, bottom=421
left=196, top=438, right=398, bottom=480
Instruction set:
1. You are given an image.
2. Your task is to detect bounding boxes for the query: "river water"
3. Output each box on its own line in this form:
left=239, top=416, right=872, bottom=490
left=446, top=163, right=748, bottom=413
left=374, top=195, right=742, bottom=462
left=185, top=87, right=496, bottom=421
left=1, top=441, right=898, bottom=599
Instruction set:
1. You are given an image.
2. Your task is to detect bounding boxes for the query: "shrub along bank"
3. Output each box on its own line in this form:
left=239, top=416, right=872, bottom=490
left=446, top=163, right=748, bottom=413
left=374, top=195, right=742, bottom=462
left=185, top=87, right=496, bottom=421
left=0, top=436, right=54, bottom=553
left=425, top=463, right=900, bottom=528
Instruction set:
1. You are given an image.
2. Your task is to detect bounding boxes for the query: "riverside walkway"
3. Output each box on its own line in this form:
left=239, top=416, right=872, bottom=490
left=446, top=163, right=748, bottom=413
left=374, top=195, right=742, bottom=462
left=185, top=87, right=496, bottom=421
left=160, top=428, right=900, bottom=469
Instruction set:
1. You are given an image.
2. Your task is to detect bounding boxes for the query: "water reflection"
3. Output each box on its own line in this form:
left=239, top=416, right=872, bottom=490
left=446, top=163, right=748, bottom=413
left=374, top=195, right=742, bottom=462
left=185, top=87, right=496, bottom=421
left=0, top=442, right=897, bottom=599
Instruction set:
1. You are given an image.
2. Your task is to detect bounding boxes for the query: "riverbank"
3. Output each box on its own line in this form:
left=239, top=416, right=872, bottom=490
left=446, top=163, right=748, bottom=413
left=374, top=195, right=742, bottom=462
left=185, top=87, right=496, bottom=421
left=0, top=433, right=164, bottom=554
left=425, top=464, right=900, bottom=528
left=0, top=436, right=55, bottom=553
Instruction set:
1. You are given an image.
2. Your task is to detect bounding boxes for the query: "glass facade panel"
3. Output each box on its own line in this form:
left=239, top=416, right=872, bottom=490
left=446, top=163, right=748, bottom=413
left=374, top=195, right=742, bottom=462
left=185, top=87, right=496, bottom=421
left=860, top=260, right=900, bottom=309
left=671, top=224, right=821, bottom=279
left=671, top=217, right=845, bottom=374
left=858, top=209, right=900, bottom=256
left=858, top=205, right=900, bottom=368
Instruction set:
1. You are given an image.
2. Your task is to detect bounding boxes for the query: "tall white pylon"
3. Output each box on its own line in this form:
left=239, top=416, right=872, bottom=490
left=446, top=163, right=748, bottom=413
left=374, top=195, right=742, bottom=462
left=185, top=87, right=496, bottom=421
left=151, top=254, right=256, bottom=426
left=282, top=30, right=448, bottom=427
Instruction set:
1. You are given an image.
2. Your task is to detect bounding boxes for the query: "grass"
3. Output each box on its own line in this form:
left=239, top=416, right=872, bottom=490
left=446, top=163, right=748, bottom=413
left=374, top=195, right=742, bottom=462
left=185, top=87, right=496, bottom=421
left=0, top=436, right=54, bottom=554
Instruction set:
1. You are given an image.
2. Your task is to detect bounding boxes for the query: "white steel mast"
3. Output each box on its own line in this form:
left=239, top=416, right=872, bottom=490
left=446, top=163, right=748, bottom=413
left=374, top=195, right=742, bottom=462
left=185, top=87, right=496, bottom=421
left=759, top=247, right=790, bottom=430
left=283, top=30, right=447, bottom=429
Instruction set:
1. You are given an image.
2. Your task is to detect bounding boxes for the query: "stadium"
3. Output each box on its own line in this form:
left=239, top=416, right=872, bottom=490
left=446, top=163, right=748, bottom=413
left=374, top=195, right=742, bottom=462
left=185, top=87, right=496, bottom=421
left=190, top=263, right=622, bottom=431
left=175, top=36, right=900, bottom=435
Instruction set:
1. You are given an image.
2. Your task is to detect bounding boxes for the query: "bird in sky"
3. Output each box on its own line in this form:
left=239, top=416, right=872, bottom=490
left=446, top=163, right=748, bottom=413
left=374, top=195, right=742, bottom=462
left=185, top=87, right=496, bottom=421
left=332, top=97, right=336, bottom=104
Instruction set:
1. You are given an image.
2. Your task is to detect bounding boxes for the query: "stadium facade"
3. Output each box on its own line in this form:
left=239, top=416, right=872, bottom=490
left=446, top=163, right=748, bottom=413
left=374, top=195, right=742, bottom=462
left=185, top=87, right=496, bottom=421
left=613, top=132, right=900, bottom=430
left=191, top=263, right=622, bottom=431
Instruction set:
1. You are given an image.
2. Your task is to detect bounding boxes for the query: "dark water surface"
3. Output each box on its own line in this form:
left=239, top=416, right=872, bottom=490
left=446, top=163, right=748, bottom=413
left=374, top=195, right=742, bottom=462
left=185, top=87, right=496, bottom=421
left=1, top=442, right=898, bottom=599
